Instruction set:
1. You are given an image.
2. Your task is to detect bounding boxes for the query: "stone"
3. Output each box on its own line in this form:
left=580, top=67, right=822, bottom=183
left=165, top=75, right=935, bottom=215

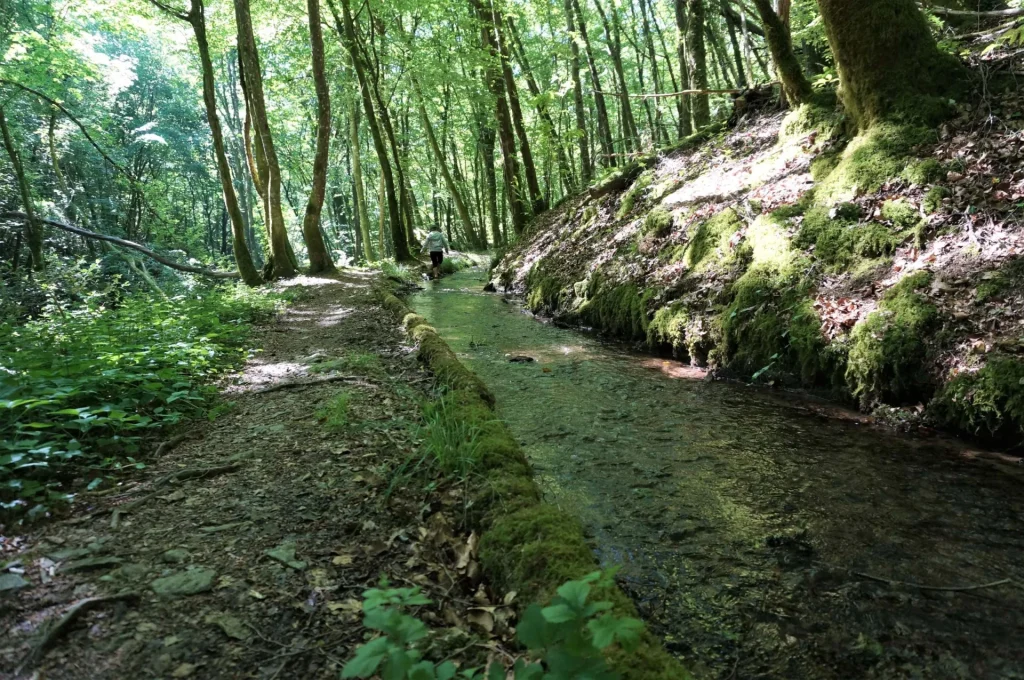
left=0, top=573, right=30, bottom=592
left=264, top=541, right=306, bottom=570
left=162, top=549, right=190, bottom=564
left=151, top=568, right=216, bottom=598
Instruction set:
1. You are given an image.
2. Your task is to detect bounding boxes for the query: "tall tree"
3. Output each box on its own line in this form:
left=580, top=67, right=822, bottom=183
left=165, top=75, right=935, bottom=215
left=301, top=0, right=336, bottom=274
left=751, top=0, right=811, bottom=105
left=233, top=0, right=297, bottom=278
left=564, top=0, right=592, bottom=182
left=815, top=0, right=964, bottom=129
left=673, top=0, right=693, bottom=136
left=349, top=100, right=375, bottom=262
left=685, top=0, right=710, bottom=129
left=570, top=0, right=615, bottom=167
left=0, top=107, right=43, bottom=270
left=592, top=0, right=639, bottom=153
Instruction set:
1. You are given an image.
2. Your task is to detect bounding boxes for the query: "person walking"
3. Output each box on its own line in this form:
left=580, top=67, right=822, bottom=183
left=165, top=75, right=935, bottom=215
left=421, top=228, right=450, bottom=280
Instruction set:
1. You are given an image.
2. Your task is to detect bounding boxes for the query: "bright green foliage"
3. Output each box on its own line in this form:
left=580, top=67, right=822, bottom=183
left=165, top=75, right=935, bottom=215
left=381, top=261, right=417, bottom=284
left=847, top=271, right=938, bottom=407
left=932, top=357, right=1024, bottom=439
left=684, top=208, right=744, bottom=270
left=342, top=572, right=643, bottom=680
left=880, top=199, right=920, bottom=229
left=419, top=397, right=486, bottom=478
left=0, top=283, right=279, bottom=513
left=316, top=392, right=352, bottom=431
left=440, top=257, right=471, bottom=275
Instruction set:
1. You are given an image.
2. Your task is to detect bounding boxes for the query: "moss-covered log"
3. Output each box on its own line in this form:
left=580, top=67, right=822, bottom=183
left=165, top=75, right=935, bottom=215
left=815, top=0, right=966, bottom=128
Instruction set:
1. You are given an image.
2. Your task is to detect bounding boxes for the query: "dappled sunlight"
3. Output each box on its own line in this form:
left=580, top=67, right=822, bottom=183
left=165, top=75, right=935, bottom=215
left=229, top=360, right=308, bottom=392
left=637, top=357, right=706, bottom=380
left=316, top=306, right=355, bottom=327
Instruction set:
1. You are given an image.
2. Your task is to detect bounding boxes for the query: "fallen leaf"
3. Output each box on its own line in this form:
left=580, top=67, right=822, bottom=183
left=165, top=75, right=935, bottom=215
left=331, top=554, right=354, bottom=566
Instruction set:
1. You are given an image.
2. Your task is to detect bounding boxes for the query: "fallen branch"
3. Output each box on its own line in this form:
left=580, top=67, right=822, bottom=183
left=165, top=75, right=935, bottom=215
left=154, top=433, right=189, bottom=457
left=849, top=569, right=1013, bottom=592
left=16, top=591, right=140, bottom=673
left=1, top=212, right=239, bottom=278
left=255, top=374, right=375, bottom=394
left=923, top=3, right=1024, bottom=18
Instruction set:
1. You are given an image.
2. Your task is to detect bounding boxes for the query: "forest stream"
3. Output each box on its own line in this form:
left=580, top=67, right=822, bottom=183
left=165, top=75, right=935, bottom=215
left=411, top=268, right=1024, bottom=680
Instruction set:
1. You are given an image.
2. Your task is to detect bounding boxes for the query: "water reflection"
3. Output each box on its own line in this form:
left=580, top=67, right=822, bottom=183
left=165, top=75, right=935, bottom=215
left=411, top=269, right=1024, bottom=680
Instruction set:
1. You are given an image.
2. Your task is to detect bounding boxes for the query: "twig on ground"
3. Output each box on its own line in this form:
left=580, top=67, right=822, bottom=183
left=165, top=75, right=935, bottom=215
left=256, top=375, right=376, bottom=394
left=16, top=591, right=140, bottom=673
left=851, top=571, right=1013, bottom=592
left=154, top=433, right=189, bottom=457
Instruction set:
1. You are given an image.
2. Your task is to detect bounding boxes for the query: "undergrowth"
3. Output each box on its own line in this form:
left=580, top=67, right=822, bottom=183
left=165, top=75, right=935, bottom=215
left=0, top=282, right=281, bottom=518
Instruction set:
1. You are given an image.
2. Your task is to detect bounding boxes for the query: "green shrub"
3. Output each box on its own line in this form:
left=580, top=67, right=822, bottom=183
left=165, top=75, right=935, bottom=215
left=0, top=284, right=280, bottom=515
left=380, top=261, right=416, bottom=283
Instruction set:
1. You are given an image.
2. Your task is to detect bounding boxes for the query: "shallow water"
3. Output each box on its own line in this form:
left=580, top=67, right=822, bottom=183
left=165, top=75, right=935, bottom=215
left=410, top=269, right=1024, bottom=680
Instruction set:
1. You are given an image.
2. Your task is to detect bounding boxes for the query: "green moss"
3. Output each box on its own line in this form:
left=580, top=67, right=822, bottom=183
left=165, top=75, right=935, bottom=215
left=880, top=199, right=920, bottom=229
left=647, top=303, right=689, bottom=357
left=579, top=282, right=653, bottom=341
left=641, top=208, right=673, bottom=239
left=974, top=258, right=1024, bottom=302
left=923, top=185, right=951, bottom=213
left=797, top=205, right=906, bottom=269
left=815, top=123, right=934, bottom=202
left=931, top=356, right=1024, bottom=439
left=684, top=208, right=744, bottom=270
left=781, top=97, right=844, bottom=141
left=902, top=157, right=945, bottom=185
left=525, top=266, right=567, bottom=313
left=846, top=271, right=938, bottom=407
left=616, top=170, right=655, bottom=219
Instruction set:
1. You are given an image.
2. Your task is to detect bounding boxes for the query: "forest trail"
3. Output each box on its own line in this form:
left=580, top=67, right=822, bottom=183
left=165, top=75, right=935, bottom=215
left=1, top=274, right=489, bottom=679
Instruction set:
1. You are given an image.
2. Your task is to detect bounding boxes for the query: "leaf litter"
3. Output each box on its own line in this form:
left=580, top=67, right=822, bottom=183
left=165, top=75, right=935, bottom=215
left=0, top=271, right=517, bottom=678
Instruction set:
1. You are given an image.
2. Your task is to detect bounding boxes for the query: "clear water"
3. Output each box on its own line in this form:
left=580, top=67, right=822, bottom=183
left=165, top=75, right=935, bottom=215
left=410, top=269, right=1024, bottom=680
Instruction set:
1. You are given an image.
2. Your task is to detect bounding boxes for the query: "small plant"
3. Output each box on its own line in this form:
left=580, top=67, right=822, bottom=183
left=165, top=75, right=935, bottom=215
left=420, top=398, right=485, bottom=478
left=317, top=392, right=352, bottom=431
left=380, top=261, right=416, bottom=284
left=342, top=571, right=644, bottom=680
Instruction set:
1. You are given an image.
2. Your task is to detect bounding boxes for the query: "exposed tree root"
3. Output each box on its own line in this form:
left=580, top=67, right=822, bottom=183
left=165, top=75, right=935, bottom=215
left=255, top=374, right=375, bottom=393
left=154, top=434, right=189, bottom=457
left=16, top=591, right=140, bottom=673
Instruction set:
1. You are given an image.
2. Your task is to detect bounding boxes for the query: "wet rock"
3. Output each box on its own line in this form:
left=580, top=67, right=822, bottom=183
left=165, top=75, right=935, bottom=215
left=0, top=572, right=30, bottom=592
left=151, top=568, right=217, bottom=598
left=162, top=549, right=190, bottom=564
left=62, top=556, right=123, bottom=572
left=506, top=355, right=535, bottom=363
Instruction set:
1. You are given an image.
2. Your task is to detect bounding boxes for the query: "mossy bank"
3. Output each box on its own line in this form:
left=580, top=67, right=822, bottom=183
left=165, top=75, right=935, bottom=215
left=493, top=102, right=1024, bottom=446
left=377, top=285, right=690, bottom=679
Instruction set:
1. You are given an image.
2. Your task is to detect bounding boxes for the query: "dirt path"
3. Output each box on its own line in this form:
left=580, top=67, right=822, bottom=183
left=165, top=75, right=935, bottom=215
left=1, top=273, right=495, bottom=679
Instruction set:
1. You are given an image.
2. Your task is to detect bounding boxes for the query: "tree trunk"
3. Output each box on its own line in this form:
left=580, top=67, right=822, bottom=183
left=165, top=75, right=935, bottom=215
left=0, top=108, right=44, bottom=270
left=570, top=0, right=615, bottom=167
left=751, top=0, right=811, bottom=106
left=470, top=0, right=528, bottom=235
left=564, top=0, right=592, bottom=183
left=722, top=0, right=747, bottom=88
left=673, top=0, right=693, bottom=137
left=329, top=0, right=411, bottom=261
left=493, top=6, right=544, bottom=214
left=685, top=0, right=710, bottom=129
left=478, top=114, right=502, bottom=246
left=349, top=100, right=375, bottom=261
left=301, top=0, right=335, bottom=274
left=815, top=0, right=965, bottom=129
left=233, top=0, right=296, bottom=278
left=412, top=78, right=480, bottom=247
left=592, top=0, right=639, bottom=153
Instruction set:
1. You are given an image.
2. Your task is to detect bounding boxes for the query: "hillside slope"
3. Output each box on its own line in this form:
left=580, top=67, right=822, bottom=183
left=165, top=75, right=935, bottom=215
left=493, top=91, right=1024, bottom=444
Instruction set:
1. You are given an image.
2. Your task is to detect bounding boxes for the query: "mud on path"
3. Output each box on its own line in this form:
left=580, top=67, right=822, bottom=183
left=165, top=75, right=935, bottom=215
left=1, top=272, right=497, bottom=679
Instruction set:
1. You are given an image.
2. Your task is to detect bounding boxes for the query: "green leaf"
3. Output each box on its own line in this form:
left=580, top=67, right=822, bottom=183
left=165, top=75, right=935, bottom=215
left=587, top=614, right=645, bottom=651
left=342, top=636, right=390, bottom=678
left=555, top=579, right=591, bottom=610
left=541, top=603, right=577, bottom=623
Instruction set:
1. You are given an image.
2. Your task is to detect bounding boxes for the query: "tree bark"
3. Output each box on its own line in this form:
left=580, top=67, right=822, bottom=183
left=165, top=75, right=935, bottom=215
left=564, top=0, right=592, bottom=183
left=751, top=0, right=812, bottom=106
left=570, top=0, right=615, bottom=167
left=470, top=0, right=528, bottom=235
left=329, top=0, right=411, bottom=261
left=349, top=99, right=375, bottom=261
left=673, top=0, right=694, bottom=136
left=493, top=5, right=544, bottom=214
left=301, top=0, right=335, bottom=274
left=685, top=0, right=710, bottom=129
left=0, top=107, right=44, bottom=270
left=232, top=0, right=296, bottom=278
left=592, top=0, right=639, bottom=153
left=722, top=0, right=747, bottom=88
left=815, top=0, right=965, bottom=129
left=477, top=112, right=502, bottom=246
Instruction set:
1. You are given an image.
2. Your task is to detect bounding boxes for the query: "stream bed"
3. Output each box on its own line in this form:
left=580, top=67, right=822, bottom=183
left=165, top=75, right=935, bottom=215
left=410, top=269, right=1024, bottom=680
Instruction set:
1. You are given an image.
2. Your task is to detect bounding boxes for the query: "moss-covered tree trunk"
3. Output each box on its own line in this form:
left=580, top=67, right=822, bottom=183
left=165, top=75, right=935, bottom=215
left=751, top=0, right=811, bottom=106
left=0, top=107, right=43, bottom=271
left=685, top=0, right=710, bottom=129
left=815, top=0, right=965, bottom=128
